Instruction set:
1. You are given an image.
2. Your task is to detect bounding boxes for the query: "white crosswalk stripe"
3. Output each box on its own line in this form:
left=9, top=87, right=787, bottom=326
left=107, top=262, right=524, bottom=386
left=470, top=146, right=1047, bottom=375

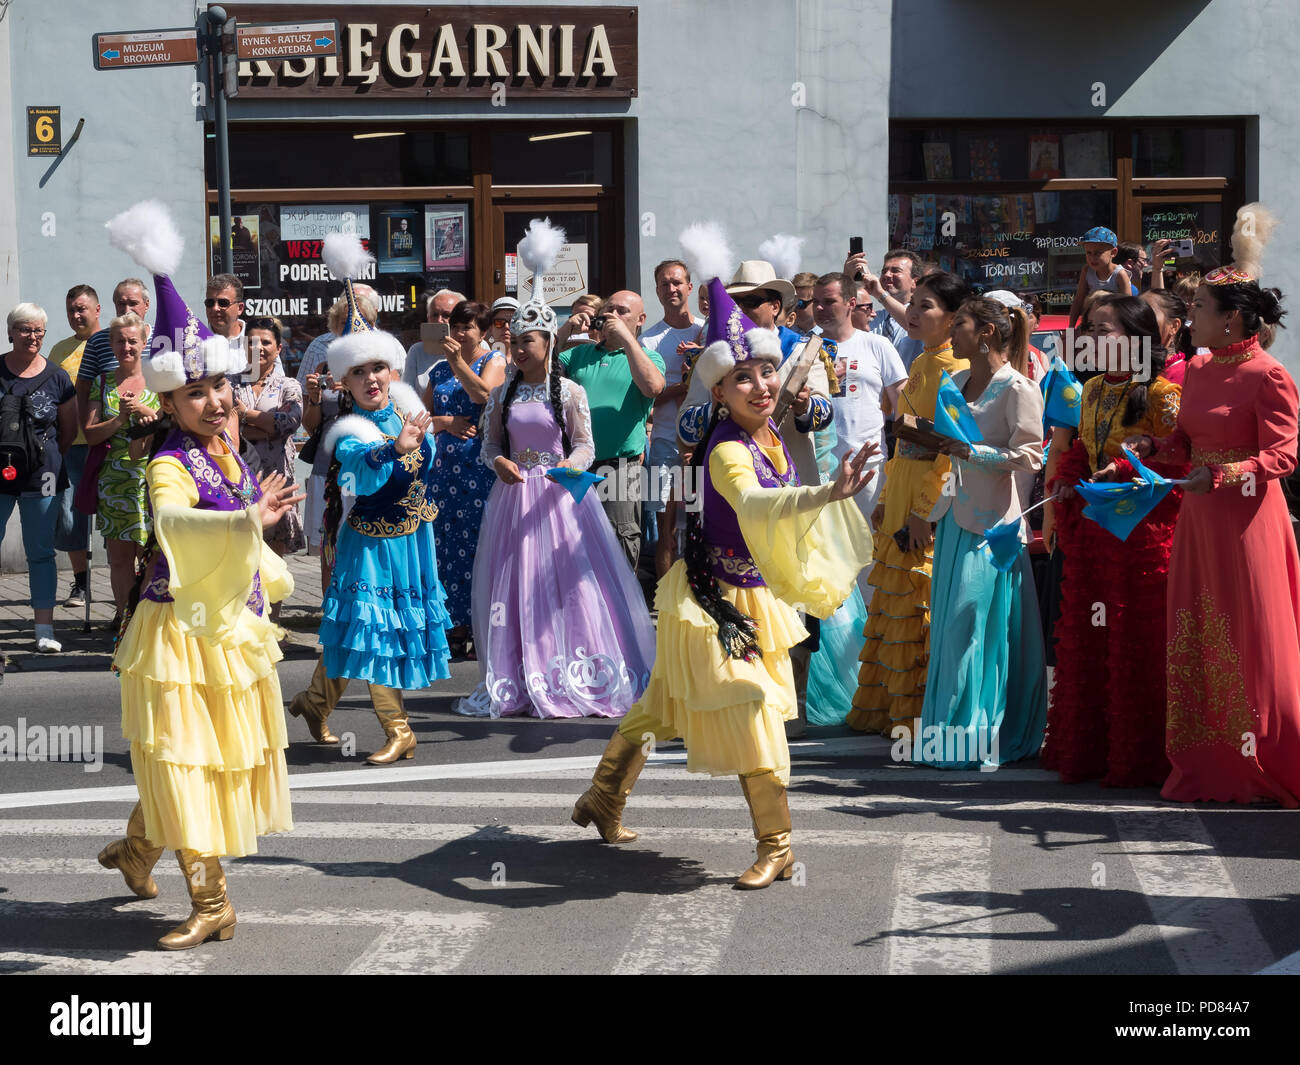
left=0, top=761, right=1287, bottom=975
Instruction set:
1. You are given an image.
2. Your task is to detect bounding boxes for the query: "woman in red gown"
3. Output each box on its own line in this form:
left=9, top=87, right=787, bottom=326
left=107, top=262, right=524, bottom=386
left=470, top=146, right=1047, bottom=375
left=1043, top=295, right=1186, bottom=787
left=1129, top=206, right=1300, bottom=805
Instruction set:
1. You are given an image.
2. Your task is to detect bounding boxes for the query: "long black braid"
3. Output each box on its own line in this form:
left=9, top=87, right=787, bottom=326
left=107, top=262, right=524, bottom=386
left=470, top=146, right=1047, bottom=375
left=322, top=389, right=355, bottom=571
left=113, top=416, right=176, bottom=659
left=682, top=407, right=762, bottom=662
left=548, top=358, right=573, bottom=457
left=497, top=368, right=526, bottom=461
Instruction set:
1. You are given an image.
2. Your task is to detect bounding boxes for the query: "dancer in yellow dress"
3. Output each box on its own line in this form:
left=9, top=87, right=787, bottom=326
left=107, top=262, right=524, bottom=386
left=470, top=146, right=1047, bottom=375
left=95, top=202, right=303, bottom=949
left=849, top=271, right=971, bottom=734
left=571, top=268, right=876, bottom=889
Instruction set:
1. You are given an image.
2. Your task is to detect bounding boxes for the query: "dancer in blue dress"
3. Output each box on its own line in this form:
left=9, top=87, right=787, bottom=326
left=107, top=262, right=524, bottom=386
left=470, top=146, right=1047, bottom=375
left=423, top=301, right=505, bottom=655
left=287, top=234, right=452, bottom=763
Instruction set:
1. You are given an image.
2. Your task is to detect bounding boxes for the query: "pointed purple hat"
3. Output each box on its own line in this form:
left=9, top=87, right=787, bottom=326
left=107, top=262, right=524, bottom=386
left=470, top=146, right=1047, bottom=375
left=104, top=200, right=246, bottom=393
left=704, top=277, right=759, bottom=359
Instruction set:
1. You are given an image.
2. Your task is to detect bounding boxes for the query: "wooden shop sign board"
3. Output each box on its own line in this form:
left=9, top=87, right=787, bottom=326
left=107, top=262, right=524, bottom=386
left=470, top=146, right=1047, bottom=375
left=217, top=4, right=638, bottom=97
left=93, top=28, right=199, bottom=70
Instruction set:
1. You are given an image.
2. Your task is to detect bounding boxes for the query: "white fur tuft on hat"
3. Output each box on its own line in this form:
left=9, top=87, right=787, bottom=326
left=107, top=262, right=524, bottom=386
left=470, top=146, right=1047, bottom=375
left=326, top=328, right=406, bottom=381
left=141, top=335, right=247, bottom=394
left=679, top=221, right=735, bottom=286
left=105, top=200, right=184, bottom=278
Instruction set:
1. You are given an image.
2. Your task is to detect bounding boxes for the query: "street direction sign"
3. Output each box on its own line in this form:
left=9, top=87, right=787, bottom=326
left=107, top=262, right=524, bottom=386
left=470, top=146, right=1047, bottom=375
left=93, top=28, right=199, bottom=70
left=236, top=21, right=339, bottom=61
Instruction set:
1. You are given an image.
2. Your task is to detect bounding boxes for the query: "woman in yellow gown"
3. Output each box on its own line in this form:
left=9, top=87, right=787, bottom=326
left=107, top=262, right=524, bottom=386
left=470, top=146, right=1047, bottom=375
left=571, top=278, right=876, bottom=888
left=849, top=271, right=971, bottom=735
left=94, top=201, right=303, bottom=950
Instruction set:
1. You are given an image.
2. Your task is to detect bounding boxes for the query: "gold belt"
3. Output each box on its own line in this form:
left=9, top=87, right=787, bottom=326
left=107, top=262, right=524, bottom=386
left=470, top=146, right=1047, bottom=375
left=1191, top=446, right=1253, bottom=465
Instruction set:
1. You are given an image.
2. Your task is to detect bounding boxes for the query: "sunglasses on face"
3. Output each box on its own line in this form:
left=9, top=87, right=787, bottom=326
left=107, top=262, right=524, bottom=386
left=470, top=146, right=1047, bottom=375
left=736, top=294, right=770, bottom=310
left=204, top=297, right=237, bottom=309
left=795, top=299, right=811, bottom=310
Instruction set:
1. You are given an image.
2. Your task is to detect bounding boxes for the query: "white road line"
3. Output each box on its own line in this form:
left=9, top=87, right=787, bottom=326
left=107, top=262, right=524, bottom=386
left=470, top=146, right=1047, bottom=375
left=0, top=947, right=208, bottom=975
left=0, top=819, right=904, bottom=846
left=1257, top=949, right=1300, bottom=975
left=887, top=832, right=992, bottom=974
left=612, top=875, right=743, bottom=975
left=1114, top=810, right=1275, bottom=975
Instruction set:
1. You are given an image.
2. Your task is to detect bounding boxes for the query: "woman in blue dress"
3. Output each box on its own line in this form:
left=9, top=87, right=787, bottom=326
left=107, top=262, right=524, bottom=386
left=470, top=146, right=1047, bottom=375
left=917, top=296, right=1047, bottom=768
left=287, top=235, right=452, bottom=763
left=422, top=300, right=506, bottom=658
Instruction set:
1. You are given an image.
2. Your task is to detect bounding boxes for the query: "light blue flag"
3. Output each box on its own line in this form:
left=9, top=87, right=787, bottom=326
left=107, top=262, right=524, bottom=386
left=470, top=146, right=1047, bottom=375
left=932, top=371, right=984, bottom=445
left=1074, top=449, right=1174, bottom=541
left=1041, top=355, right=1083, bottom=430
left=981, top=518, right=1025, bottom=572
left=546, top=467, right=605, bottom=503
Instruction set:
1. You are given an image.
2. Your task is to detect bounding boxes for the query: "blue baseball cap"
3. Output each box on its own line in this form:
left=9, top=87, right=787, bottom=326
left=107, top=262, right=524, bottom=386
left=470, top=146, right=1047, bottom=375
left=1080, top=226, right=1118, bottom=247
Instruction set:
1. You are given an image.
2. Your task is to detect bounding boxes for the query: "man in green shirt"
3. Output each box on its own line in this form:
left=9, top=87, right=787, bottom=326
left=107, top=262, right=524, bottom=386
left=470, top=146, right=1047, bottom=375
left=556, top=291, right=665, bottom=569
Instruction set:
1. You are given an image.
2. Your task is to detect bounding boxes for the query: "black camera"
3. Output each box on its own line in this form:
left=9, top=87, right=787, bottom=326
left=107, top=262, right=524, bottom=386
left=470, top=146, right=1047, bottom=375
left=590, top=315, right=608, bottom=332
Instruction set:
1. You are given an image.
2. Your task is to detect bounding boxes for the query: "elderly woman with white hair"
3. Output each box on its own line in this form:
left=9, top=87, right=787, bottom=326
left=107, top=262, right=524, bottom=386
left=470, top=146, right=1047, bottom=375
left=1, top=302, right=78, bottom=653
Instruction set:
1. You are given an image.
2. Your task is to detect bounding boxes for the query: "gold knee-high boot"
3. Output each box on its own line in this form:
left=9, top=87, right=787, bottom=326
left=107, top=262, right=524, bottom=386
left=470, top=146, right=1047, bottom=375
left=287, top=658, right=343, bottom=744
left=572, top=731, right=649, bottom=843
left=158, top=851, right=236, bottom=950
left=735, top=771, right=795, bottom=889
left=366, top=685, right=415, bottom=764
left=97, top=802, right=164, bottom=898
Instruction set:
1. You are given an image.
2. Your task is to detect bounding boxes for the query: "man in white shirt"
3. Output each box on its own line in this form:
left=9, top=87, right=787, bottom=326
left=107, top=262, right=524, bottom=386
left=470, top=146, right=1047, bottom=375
left=815, top=271, right=907, bottom=600
left=205, top=273, right=250, bottom=371
left=845, top=248, right=925, bottom=369
left=641, top=259, right=703, bottom=577
left=402, top=288, right=466, bottom=390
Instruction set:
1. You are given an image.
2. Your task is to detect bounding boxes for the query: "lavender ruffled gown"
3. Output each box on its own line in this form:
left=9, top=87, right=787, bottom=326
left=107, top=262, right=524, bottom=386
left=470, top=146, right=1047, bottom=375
left=456, top=375, right=655, bottom=718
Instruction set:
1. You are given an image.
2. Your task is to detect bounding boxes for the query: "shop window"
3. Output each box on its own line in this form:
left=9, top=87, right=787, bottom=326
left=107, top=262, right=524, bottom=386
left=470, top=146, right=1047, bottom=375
left=207, top=128, right=473, bottom=189
left=889, top=190, right=1115, bottom=308
left=1132, top=127, right=1237, bottom=179
left=490, top=129, right=614, bottom=186
left=890, top=127, right=1112, bottom=182
left=1141, top=201, right=1224, bottom=272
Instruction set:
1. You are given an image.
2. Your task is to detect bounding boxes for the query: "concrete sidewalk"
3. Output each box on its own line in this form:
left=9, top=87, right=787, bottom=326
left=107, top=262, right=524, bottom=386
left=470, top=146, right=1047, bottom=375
left=0, top=551, right=328, bottom=676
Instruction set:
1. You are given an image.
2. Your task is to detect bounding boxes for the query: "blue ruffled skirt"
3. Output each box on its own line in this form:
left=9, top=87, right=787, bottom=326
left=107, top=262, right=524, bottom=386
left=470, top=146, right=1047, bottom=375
left=318, top=522, right=452, bottom=689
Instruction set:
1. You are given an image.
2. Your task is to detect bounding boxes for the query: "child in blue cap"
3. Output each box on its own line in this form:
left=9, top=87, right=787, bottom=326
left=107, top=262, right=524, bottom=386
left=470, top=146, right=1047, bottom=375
left=1067, top=226, right=1132, bottom=326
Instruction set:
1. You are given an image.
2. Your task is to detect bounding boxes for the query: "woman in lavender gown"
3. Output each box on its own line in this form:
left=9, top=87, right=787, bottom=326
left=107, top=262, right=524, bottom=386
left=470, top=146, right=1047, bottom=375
left=456, top=298, right=655, bottom=718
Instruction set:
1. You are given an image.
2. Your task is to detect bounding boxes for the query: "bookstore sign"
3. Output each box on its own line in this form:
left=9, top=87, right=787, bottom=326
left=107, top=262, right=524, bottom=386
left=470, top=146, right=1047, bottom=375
left=218, top=4, right=638, bottom=97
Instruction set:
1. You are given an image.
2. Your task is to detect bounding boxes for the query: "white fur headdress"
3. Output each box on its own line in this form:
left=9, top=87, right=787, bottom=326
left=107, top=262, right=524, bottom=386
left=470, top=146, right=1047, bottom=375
left=511, top=218, right=567, bottom=339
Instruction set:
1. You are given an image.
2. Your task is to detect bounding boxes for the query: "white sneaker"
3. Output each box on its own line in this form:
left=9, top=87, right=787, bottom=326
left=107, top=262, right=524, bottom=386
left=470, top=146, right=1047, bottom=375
left=36, top=636, right=62, bottom=653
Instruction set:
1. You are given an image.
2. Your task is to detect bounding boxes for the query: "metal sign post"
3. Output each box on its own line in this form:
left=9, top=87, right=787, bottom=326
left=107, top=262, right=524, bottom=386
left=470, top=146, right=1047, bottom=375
left=203, top=7, right=234, bottom=275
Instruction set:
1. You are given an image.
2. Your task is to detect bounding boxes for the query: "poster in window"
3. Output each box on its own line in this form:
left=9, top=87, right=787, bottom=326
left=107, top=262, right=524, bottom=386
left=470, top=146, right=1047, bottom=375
left=518, top=242, right=588, bottom=306
left=923, top=142, right=953, bottom=180
left=210, top=214, right=261, bottom=290
left=1028, top=134, right=1061, bottom=180
left=376, top=207, right=423, bottom=273
left=425, top=205, right=468, bottom=271
left=1062, top=131, right=1109, bottom=178
left=1033, top=192, right=1060, bottom=224
left=279, top=204, right=370, bottom=240
left=969, top=137, right=1000, bottom=180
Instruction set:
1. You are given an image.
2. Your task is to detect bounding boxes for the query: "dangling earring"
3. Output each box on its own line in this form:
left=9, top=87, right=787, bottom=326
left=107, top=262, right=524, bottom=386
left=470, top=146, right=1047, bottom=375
left=717, top=403, right=730, bottom=419
left=978, top=341, right=990, bottom=355
left=1225, top=325, right=1231, bottom=335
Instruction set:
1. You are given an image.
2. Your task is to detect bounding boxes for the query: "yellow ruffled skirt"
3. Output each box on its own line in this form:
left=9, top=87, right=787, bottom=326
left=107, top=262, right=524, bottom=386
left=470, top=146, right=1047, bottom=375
left=114, top=600, right=293, bottom=858
left=618, top=561, right=805, bottom=785
left=849, top=530, right=932, bottom=732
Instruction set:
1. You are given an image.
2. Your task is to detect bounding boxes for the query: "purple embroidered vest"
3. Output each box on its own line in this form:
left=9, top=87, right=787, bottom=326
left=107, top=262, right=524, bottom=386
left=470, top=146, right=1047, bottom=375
left=701, top=418, right=799, bottom=587
left=141, top=429, right=266, bottom=616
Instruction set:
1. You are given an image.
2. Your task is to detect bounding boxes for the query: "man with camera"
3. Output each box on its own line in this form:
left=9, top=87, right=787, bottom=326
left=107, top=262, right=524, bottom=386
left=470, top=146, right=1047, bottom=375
left=555, top=291, right=666, bottom=570
left=845, top=247, right=924, bottom=369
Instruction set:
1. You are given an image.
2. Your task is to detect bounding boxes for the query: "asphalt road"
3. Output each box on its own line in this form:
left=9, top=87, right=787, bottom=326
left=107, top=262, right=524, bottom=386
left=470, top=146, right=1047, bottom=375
left=2, top=631, right=1299, bottom=977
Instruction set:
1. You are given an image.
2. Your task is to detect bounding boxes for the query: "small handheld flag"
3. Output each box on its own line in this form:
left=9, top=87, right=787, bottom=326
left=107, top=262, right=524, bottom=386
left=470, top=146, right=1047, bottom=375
left=1041, top=356, right=1082, bottom=430
left=546, top=467, right=605, bottom=503
left=1075, top=449, right=1176, bottom=541
left=932, top=371, right=984, bottom=445
left=976, top=492, right=1059, bottom=570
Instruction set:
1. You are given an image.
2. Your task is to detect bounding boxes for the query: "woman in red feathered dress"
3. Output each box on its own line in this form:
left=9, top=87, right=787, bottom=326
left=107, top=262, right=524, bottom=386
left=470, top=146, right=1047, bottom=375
left=1130, top=266, right=1300, bottom=806
left=1043, top=294, right=1187, bottom=787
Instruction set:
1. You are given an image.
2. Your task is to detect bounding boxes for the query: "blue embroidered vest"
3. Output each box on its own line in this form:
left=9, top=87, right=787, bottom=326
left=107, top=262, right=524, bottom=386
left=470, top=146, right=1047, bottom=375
left=346, top=430, right=439, bottom=538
